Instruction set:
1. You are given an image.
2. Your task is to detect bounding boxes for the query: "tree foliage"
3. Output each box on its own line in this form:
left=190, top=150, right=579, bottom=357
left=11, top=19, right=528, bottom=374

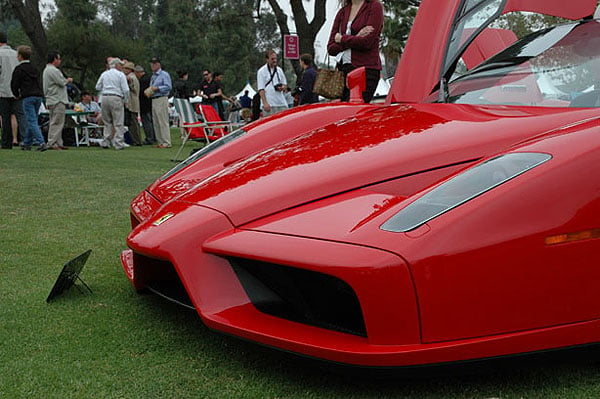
left=260, top=0, right=327, bottom=83
left=4, top=0, right=48, bottom=70
left=1, top=0, right=272, bottom=95
left=381, top=0, right=418, bottom=77
left=493, top=12, right=569, bottom=39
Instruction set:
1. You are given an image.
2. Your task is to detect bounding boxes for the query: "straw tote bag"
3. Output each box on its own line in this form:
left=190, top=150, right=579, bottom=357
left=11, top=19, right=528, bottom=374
left=313, top=68, right=345, bottom=99
left=313, top=50, right=345, bottom=99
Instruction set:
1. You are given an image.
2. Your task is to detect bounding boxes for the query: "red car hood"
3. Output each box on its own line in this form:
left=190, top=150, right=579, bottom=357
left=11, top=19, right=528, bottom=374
left=174, top=103, right=597, bottom=227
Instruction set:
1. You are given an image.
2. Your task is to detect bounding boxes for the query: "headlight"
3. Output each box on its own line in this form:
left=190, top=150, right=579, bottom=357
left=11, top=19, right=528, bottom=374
left=380, top=152, right=552, bottom=232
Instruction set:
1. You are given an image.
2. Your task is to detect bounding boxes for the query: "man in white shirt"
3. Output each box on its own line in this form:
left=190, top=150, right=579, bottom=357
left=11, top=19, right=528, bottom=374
left=95, top=57, right=130, bottom=150
left=256, top=50, right=288, bottom=117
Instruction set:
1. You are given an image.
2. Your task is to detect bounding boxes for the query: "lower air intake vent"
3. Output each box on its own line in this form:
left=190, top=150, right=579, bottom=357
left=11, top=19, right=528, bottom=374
left=229, top=257, right=366, bottom=337
left=133, top=253, right=194, bottom=309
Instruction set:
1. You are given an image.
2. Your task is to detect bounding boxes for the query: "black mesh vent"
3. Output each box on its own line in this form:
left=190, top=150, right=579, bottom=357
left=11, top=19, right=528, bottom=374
left=229, top=257, right=367, bottom=337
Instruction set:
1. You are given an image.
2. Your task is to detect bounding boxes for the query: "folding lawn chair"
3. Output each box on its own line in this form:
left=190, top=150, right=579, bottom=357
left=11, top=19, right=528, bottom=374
left=195, top=104, right=243, bottom=141
left=172, top=98, right=211, bottom=161
left=172, top=98, right=243, bottom=161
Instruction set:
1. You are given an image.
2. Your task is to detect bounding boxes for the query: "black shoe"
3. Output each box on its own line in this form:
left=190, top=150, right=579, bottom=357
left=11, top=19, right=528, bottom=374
left=36, top=144, right=48, bottom=152
left=21, top=145, right=32, bottom=151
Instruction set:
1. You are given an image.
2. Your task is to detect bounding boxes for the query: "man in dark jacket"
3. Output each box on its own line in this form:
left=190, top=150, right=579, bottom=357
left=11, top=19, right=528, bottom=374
left=134, top=64, right=156, bottom=144
left=298, top=53, right=319, bottom=105
left=10, top=45, right=47, bottom=151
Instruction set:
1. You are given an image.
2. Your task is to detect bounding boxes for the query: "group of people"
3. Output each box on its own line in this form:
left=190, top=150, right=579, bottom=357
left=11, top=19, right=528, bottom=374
left=93, top=56, right=173, bottom=150
left=251, top=50, right=319, bottom=121
left=170, top=68, right=235, bottom=123
left=255, top=0, right=383, bottom=118
left=0, top=33, right=43, bottom=150
left=0, top=31, right=175, bottom=151
left=1, top=0, right=382, bottom=150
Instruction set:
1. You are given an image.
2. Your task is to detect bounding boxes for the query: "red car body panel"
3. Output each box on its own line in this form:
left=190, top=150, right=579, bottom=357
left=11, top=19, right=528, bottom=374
left=174, top=104, right=596, bottom=227
left=244, top=124, right=600, bottom=344
left=462, top=29, right=517, bottom=69
left=122, top=0, right=600, bottom=367
left=148, top=103, right=376, bottom=205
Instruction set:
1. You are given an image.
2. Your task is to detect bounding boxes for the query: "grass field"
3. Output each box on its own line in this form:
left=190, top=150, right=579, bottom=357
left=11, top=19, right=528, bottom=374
left=1, top=131, right=600, bottom=398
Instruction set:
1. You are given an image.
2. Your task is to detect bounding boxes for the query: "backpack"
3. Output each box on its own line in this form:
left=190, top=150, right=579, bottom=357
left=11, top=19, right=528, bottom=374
left=251, top=92, right=261, bottom=121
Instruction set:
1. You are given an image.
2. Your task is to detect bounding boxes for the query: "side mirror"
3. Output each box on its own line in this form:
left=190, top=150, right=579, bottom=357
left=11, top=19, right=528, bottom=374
left=347, top=67, right=366, bottom=103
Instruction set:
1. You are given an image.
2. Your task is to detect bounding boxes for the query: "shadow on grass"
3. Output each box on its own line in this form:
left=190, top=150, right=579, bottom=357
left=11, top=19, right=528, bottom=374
left=129, top=291, right=600, bottom=397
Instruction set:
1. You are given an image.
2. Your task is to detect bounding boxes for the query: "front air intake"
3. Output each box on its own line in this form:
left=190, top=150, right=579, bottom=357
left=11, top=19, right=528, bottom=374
left=229, top=257, right=367, bottom=337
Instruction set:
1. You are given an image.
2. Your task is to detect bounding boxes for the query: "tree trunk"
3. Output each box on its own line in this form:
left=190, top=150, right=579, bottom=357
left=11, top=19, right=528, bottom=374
left=266, top=0, right=327, bottom=83
left=7, top=0, right=48, bottom=72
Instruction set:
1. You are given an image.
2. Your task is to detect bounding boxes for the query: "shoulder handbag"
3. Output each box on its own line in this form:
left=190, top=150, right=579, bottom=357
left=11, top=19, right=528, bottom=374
left=314, top=69, right=345, bottom=100
left=313, top=52, right=345, bottom=100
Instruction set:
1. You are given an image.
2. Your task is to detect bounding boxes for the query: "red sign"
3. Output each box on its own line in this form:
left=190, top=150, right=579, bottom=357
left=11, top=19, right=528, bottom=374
left=284, top=34, right=299, bottom=59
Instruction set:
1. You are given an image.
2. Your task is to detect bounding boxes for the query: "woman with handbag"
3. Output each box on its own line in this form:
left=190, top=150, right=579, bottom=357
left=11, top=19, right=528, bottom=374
left=327, top=0, right=383, bottom=103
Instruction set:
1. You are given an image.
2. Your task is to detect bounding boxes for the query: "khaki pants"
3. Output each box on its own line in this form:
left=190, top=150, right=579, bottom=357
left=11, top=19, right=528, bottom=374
left=101, top=95, right=126, bottom=149
left=152, top=96, right=171, bottom=146
left=126, top=109, right=142, bottom=145
left=47, top=102, right=66, bottom=147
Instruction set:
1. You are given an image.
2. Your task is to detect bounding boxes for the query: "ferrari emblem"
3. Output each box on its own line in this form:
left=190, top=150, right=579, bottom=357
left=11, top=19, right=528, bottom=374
left=152, top=213, right=174, bottom=226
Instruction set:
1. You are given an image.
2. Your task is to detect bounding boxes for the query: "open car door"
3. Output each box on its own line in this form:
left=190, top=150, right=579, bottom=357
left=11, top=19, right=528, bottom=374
left=388, top=0, right=598, bottom=104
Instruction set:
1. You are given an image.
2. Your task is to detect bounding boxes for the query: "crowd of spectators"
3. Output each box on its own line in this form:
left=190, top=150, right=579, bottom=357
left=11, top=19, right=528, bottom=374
left=1, top=16, right=382, bottom=151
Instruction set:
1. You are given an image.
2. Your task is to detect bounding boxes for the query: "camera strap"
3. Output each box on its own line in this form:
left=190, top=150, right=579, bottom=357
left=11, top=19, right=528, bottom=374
left=266, top=65, right=279, bottom=87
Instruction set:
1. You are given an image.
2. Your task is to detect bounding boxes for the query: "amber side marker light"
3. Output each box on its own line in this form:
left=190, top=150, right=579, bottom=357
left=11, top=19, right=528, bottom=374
left=545, top=229, right=600, bottom=245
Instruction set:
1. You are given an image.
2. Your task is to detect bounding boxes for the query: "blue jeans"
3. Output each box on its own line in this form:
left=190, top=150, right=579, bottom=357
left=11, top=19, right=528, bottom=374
left=22, top=96, right=44, bottom=146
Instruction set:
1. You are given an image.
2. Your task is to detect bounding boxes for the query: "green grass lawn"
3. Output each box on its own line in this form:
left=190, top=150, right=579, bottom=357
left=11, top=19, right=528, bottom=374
left=1, top=131, right=600, bottom=398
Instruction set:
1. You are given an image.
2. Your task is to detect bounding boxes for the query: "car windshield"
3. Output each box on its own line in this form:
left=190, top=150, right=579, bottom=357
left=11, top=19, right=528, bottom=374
left=430, top=20, right=600, bottom=107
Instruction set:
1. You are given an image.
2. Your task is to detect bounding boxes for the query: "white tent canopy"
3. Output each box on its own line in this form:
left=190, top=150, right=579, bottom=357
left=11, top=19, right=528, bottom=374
left=235, top=83, right=256, bottom=99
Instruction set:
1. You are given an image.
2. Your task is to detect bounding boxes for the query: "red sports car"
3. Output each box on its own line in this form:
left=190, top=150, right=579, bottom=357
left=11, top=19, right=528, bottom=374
left=122, top=0, right=600, bottom=367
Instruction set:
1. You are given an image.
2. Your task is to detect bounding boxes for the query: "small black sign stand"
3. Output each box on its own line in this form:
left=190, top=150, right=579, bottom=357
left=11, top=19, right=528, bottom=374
left=46, top=249, right=93, bottom=303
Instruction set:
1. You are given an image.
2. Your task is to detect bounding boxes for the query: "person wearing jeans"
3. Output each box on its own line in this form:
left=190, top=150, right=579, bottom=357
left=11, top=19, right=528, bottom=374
left=10, top=45, right=47, bottom=151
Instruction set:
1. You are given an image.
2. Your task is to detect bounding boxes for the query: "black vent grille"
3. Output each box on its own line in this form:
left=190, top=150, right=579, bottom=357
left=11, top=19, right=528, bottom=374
left=229, top=257, right=367, bottom=337
left=133, top=253, right=194, bottom=309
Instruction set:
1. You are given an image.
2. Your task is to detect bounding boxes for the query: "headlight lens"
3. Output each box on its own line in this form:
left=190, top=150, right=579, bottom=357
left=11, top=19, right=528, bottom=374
left=381, top=152, right=552, bottom=232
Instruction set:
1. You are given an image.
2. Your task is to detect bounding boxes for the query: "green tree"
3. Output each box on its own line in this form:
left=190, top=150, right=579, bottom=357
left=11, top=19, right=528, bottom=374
left=3, top=0, right=48, bottom=70
left=45, top=0, right=145, bottom=91
left=198, top=0, right=258, bottom=93
left=261, top=0, right=327, bottom=82
left=97, top=0, right=155, bottom=39
left=494, top=12, right=568, bottom=38
left=149, top=0, right=203, bottom=76
left=381, top=0, right=418, bottom=78
left=144, top=0, right=260, bottom=94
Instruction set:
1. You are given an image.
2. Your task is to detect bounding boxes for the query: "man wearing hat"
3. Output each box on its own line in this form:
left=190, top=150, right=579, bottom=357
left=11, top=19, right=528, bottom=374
left=134, top=64, right=155, bottom=144
left=123, top=61, right=141, bottom=146
left=0, top=31, right=26, bottom=149
left=148, top=57, right=172, bottom=148
left=95, top=57, right=129, bottom=149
